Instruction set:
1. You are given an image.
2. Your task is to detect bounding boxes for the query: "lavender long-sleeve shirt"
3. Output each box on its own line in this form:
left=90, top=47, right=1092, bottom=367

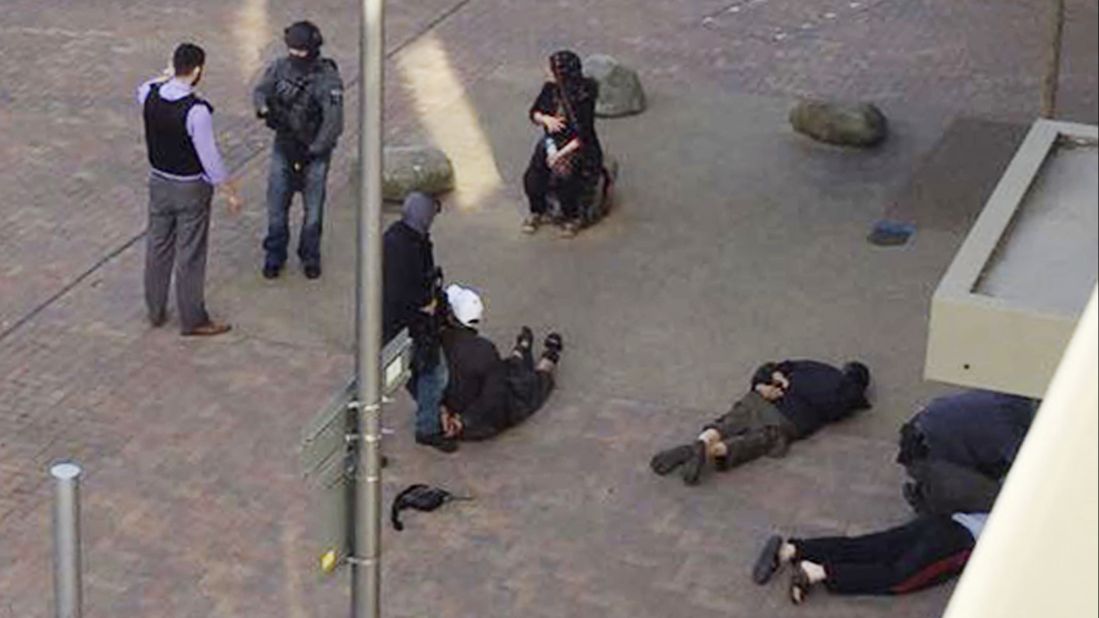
left=137, top=78, right=229, bottom=185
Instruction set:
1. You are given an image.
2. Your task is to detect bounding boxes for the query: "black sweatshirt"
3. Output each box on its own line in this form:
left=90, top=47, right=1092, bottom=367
left=767, top=360, right=869, bottom=438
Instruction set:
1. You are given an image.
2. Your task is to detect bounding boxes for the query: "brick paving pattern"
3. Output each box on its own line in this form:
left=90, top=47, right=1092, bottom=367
left=1, top=0, right=1095, bottom=616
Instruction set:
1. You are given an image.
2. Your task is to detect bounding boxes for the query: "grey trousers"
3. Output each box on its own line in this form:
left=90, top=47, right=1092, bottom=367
left=144, top=175, right=214, bottom=333
left=904, top=459, right=1002, bottom=515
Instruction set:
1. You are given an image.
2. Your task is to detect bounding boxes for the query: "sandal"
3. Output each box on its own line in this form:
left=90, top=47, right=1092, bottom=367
left=789, top=562, right=813, bottom=605
left=559, top=220, right=580, bottom=238
left=521, top=214, right=543, bottom=234
left=515, top=326, right=534, bottom=351
left=541, top=332, right=563, bottom=363
left=752, top=535, right=784, bottom=585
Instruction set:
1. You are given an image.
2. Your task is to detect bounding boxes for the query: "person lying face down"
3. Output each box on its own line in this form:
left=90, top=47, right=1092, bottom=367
left=438, top=285, right=564, bottom=441
left=897, top=389, right=1037, bottom=515
left=752, top=511, right=986, bottom=605
left=650, top=359, right=871, bottom=486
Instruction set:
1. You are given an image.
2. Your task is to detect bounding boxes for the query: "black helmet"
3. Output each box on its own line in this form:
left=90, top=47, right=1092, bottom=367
left=284, top=21, right=323, bottom=55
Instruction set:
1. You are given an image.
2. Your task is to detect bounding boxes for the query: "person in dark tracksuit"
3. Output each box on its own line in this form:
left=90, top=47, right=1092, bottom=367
left=651, top=359, right=871, bottom=486
left=897, top=390, right=1037, bottom=515
left=137, top=43, right=242, bottom=337
left=438, top=285, right=563, bottom=441
left=752, top=512, right=986, bottom=604
left=383, top=193, right=454, bottom=452
left=253, top=20, right=343, bottom=279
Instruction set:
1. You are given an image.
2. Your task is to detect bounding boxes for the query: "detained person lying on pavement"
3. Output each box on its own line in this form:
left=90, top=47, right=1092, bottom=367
left=438, top=284, right=563, bottom=441
left=897, top=389, right=1037, bottom=515
left=752, top=511, right=987, bottom=605
left=650, top=359, right=871, bottom=486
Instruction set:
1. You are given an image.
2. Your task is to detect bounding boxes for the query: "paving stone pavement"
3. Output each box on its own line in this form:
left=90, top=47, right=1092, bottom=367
left=1, top=0, right=1096, bottom=616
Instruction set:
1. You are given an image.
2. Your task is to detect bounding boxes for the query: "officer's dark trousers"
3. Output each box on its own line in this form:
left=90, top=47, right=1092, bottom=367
left=145, top=175, right=214, bottom=333
left=263, top=141, right=330, bottom=269
left=791, top=516, right=974, bottom=595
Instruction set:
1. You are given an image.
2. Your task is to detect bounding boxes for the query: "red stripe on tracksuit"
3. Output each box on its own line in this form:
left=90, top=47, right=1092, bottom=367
left=891, top=550, right=972, bottom=594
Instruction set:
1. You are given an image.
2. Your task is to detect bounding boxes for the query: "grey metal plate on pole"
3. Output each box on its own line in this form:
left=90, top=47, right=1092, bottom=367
left=296, top=327, right=412, bottom=578
left=381, top=327, right=413, bottom=396
left=300, top=379, right=355, bottom=481
left=299, top=380, right=356, bottom=573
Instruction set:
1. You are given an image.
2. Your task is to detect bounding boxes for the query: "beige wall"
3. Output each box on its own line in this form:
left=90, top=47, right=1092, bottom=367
left=944, top=288, right=1098, bottom=618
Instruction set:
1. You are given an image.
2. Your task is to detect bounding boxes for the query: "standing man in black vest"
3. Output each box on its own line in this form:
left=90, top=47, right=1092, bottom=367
left=253, top=21, right=344, bottom=280
left=137, top=43, right=242, bottom=336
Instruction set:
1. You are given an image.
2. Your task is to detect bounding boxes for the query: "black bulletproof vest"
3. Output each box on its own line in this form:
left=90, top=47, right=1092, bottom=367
left=143, top=83, right=211, bottom=176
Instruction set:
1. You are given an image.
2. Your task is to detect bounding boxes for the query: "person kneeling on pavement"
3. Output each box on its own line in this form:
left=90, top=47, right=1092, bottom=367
left=438, top=284, right=563, bottom=441
left=650, top=359, right=871, bottom=486
left=383, top=192, right=454, bottom=453
left=898, top=389, right=1037, bottom=515
left=752, top=511, right=986, bottom=604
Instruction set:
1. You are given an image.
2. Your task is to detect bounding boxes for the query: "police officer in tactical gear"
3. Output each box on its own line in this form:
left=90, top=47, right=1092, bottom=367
left=253, top=21, right=344, bottom=279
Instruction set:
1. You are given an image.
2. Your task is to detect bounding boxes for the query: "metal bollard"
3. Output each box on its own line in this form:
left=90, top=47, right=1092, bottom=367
left=50, top=461, right=83, bottom=618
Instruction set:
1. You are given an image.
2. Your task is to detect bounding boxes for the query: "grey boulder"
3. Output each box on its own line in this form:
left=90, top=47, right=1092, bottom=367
left=584, top=55, right=646, bottom=117
left=789, top=99, right=888, bottom=147
left=375, top=146, right=454, bottom=202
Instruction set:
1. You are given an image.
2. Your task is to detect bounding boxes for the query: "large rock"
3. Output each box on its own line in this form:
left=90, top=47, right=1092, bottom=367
left=789, top=99, right=888, bottom=147
left=584, top=55, right=646, bottom=117
left=379, top=146, right=454, bottom=202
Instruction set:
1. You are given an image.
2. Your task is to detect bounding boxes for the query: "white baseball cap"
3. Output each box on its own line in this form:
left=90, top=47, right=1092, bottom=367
left=445, top=284, right=484, bottom=328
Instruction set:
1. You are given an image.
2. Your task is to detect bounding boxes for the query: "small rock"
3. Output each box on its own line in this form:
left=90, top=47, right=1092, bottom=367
left=375, top=146, right=454, bottom=202
left=789, top=99, right=888, bottom=147
left=583, top=55, right=646, bottom=117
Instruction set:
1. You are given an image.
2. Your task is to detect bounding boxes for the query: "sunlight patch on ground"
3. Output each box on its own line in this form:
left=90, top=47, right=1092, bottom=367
left=234, top=0, right=272, bottom=81
left=396, top=34, right=503, bottom=211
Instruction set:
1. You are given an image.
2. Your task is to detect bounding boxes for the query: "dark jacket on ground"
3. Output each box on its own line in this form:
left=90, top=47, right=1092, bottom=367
left=765, top=360, right=870, bottom=439
left=440, top=326, right=509, bottom=439
left=899, top=390, right=1036, bottom=480
left=382, top=221, right=437, bottom=369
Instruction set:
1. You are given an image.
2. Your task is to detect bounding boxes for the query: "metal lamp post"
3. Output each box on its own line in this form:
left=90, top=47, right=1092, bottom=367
left=352, top=0, right=385, bottom=616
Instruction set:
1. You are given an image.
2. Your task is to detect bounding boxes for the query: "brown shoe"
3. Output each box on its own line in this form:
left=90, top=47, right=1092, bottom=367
left=183, top=322, right=232, bottom=337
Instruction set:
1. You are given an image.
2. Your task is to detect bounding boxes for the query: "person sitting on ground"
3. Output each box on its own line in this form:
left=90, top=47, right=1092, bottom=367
left=521, top=50, right=603, bottom=238
left=897, top=389, right=1037, bottom=515
left=751, top=511, right=986, bottom=604
left=439, top=284, right=563, bottom=441
left=650, top=359, right=871, bottom=486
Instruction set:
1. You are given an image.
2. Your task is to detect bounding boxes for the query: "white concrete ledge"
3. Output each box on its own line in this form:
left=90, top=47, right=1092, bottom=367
left=925, top=119, right=1098, bottom=397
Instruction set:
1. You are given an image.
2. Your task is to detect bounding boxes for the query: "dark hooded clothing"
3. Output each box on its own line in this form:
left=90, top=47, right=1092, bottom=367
left=897, top=390, right=1036, bottom=514
left=523, top=51, right=604, bottom=222
left=441, top=326, right=554, bottom=441
left=382, top=194, right=441, bottom=371
left=761, top=360, right=871, bottom=439
left=898, top=390, right=1036, bottom=480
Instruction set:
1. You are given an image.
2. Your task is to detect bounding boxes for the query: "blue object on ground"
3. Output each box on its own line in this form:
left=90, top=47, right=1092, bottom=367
left=868, top=219, right=916, bottom=246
